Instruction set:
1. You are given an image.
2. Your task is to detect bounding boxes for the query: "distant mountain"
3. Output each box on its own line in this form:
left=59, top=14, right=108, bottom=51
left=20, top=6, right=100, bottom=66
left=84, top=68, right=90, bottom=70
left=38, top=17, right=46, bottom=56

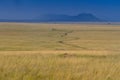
left=37, top=13, right=102, bottom=22
left=0, top=13, right=103, bottom=22
left=72, top=13, right=101, bottom=21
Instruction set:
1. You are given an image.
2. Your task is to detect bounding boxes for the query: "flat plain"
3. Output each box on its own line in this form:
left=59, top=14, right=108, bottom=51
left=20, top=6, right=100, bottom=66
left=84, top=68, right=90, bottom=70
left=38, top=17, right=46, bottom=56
left=0, top=23, right=120, bottom=80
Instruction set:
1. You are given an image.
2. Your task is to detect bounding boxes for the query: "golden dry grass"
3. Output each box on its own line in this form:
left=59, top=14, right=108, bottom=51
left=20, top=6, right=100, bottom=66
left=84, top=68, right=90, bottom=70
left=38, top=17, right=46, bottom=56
left=0, top=23, right=120, bottom=80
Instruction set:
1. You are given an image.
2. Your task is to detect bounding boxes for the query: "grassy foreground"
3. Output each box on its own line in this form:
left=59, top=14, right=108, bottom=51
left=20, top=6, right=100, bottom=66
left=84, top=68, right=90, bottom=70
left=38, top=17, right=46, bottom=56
left=0, top=23, right=120, bottom=80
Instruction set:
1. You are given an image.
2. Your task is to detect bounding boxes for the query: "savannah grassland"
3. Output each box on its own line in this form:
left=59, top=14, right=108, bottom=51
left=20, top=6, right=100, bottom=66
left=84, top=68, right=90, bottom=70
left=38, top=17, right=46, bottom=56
left=0, top=23, right=120, bottom=80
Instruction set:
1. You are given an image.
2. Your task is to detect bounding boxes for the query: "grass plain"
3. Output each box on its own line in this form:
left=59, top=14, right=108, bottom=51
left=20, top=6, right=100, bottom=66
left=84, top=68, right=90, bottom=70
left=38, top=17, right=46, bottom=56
left=0, top=23, right=120, bottom=80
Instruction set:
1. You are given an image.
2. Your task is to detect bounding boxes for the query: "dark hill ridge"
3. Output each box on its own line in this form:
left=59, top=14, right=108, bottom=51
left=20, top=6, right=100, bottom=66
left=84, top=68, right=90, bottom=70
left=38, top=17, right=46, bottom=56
left=0, top=13, right=102, bottom=22
left=38, top=13, right=102, bottom=22
left=73, top=13, right=100, bottom=21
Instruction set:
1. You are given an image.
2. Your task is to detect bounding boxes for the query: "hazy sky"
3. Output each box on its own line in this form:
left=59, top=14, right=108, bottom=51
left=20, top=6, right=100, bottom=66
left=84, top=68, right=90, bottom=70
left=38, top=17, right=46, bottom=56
left=0, top=0, right=120, bottom=21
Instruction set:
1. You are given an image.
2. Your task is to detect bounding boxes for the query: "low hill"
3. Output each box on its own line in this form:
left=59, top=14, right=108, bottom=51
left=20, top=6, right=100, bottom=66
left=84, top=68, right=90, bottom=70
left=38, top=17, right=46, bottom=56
left=37, top=13, right=102, bottom=22
left=0, top=13, right=102, bottom=22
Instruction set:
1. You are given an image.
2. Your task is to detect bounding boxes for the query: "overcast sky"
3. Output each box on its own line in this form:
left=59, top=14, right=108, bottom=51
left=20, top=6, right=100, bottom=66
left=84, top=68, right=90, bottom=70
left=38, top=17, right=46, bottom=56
left=0, top=0, right=120, bottom=21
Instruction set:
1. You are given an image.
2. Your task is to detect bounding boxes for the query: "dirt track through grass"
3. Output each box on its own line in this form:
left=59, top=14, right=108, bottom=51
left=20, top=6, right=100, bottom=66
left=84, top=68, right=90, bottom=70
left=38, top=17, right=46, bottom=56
left=0, top=23, right=120, bottom=80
